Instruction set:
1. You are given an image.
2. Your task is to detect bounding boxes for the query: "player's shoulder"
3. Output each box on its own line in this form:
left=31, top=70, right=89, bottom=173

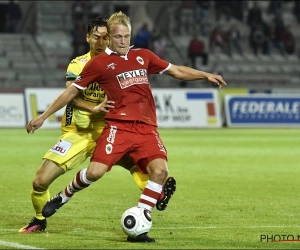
left=70, top=52, right=91, bottom=65
left=130, top=48, right=153, bottom=55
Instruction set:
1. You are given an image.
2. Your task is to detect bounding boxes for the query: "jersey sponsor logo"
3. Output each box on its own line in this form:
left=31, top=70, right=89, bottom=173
left=152, top=131, right=166, bottom=154
left=84, top=82, right=106, bottom=100
left=136, top=56, right=144, bottom=65
left=106, top=63, right=117, bottom=69
left=116, top=69, right=149, bottom=89
left=65, top=105, right=73, bottom=126
left=107, top=125, right=117, bottom=143
left=49, top=139, right=72, bottom=156
left=105, top=143, right=113, bottom=154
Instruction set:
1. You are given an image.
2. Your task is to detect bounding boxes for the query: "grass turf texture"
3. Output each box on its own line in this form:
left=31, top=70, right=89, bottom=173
left=0, top=128, right=300, bottom=249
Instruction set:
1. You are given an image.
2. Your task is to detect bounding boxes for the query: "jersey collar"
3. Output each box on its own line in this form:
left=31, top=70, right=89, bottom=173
left=105, top=45, right=134, bottom=60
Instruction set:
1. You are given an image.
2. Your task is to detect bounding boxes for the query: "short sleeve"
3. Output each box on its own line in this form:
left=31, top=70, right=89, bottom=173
left=145, top=49, right=170, bottom=75
left=72, top=58, right=101, bottom=90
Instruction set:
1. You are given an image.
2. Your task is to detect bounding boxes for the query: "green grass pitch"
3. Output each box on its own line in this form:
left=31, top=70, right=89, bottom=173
left=0, top=128, right=300, bottom=249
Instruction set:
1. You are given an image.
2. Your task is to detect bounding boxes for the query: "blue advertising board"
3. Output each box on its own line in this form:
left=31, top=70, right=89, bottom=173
left=224, top=95, right=300, bottom=127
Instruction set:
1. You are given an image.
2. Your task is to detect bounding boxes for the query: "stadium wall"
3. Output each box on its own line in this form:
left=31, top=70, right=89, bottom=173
left=1, top=88, right=300, bottom=128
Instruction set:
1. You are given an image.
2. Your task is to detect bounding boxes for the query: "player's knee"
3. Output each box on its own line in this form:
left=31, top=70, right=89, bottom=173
left=86, top=164, right=107, bottom=181
left=32, top=176, right=48, bottom=192
left=149, top=167, right=168, bottom=184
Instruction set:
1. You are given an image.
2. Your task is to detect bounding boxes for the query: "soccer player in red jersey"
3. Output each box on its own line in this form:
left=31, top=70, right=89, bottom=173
left=27, top=12, right=226, bottom=242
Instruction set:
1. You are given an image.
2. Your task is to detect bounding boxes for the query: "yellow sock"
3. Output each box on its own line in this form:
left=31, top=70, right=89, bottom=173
left=130, top=166, right=149, bottom=191
left=31, top=188, right=50, bottom=220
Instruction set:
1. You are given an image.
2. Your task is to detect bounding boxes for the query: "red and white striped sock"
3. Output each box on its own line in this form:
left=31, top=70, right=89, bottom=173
left=138, top=180, right=163, bottom=212
left=60, top=168, right=93, bottom=203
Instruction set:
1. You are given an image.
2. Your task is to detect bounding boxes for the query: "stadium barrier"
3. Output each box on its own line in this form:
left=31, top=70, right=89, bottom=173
left=2, top=88, right=300, bottom=128
left=0, top=93, right=26, bottom=128
left=224, top=94, right=300, bottom=127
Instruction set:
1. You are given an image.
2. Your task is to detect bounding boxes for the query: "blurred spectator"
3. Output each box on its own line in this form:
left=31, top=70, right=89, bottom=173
left=71, top=20, right=89, bottom=59
left=5, top=0, right=22, bottom=33
left=209, top=24, right=227, bottom=54
left=281, top=25, right=295, bottom=54
left=152, top=34, right=167, bottom=60
left=72, top=1, right=84, bottom=21
left=89, top=1, right=104, bottom=20
left=268, top=0, right=283, bottom=16
left=293, top=0, right=300, bottom=23
left=195, top=0, right=211, bottom=36
left=179, top=0, right=197, bottom=35
left=214, top=1, right=231, bottom=22
left=228, top=0, right=245, bottom=22
left=249, top=22, right=269, bottom=56
left=246, top=2, right=263, bottom=28
left=133, top=23, right=152, bottom=49
left=226, top=23, right=243, bottom=56
left=267, top=14, right=286, bottom=56
left=187, top=33, right=208, bottom=69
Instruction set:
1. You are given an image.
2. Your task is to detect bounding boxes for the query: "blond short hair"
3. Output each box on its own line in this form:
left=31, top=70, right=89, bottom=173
left=107, top=11, right=131, bottom=34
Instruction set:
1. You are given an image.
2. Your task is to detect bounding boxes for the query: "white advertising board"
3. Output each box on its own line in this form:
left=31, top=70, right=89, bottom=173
left=23, top=88, right=222, bottom=129
left=152, top=89, right=222, bottom=128
left=0, top=93, right=26, bottom=128
left=24, top=88, right=65, bottom=129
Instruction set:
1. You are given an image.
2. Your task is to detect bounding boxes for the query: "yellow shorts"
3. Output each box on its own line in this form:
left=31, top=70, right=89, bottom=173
left=43, top=131, right=98, bottom=172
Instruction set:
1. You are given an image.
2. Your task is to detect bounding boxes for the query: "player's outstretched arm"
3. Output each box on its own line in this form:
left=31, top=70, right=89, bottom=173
left=26, top=86, right=79, bottom=134
left=70, top=94, right=115, bottom=113
left=165, top=64, right=227, bottom=90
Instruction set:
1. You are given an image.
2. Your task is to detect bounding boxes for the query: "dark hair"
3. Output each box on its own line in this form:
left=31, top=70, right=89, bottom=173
left=87, top=16, right=107, bottom=34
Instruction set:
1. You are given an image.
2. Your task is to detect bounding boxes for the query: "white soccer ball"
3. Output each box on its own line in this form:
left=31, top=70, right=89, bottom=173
left=121, top=206, right=152, bottom=238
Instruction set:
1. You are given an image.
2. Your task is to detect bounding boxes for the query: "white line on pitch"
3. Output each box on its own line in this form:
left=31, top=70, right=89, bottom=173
left=2, top=225, right=300, bottom=232
left=154, top=225, right=300, bottom=230
left=0, top=240, right=44, bottom=249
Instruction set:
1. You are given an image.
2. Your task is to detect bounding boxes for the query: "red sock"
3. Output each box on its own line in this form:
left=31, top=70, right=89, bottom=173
left=61, top=168, right=93, bottom=202
left=138, top=180, right=162, bottom=212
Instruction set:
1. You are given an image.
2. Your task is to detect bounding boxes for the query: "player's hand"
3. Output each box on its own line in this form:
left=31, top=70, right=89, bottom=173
left=207, top=74, right=227, bottom=90
left=26, top=116, right=45, bottom=134
left=91, top=98, right=115, bottom=113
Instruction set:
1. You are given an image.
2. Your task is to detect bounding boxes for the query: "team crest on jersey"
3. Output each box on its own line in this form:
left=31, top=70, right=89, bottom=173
left=75, top=76, right=82, bottom=82
left=105, top=143, right=113, bottom=154
left=136, top=56, right=144, bottom=65
left=79, top=58, right=88, bottom=63
left=106, top=63, right=117, bottom=70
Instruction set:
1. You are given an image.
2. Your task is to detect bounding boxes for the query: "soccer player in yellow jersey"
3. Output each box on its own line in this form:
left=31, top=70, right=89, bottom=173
left=19, top=16, right=176, bottom=234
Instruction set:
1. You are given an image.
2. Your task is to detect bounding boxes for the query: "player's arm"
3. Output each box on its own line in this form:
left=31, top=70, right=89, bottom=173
left=165, top=64, right=227, bottom=90
left=65, top=81, right=114, bottom=113
left=26, top=86, right=80, bottom=133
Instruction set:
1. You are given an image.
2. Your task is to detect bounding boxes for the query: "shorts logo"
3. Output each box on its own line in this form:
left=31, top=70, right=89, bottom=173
left=136, top=56, right=144, bottom=65
left=49, top=139, right=72, bottom=156
left=107, top=125, right=117, bottom=143
left=152, top=131, right=166, bottom=153
left=105, top=143, right=113, bottom=154
left=116, top=69, right=149, bottom=89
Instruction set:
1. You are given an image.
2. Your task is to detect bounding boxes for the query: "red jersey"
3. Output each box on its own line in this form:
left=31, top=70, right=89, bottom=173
left=72, top=47, right=170, bottom=126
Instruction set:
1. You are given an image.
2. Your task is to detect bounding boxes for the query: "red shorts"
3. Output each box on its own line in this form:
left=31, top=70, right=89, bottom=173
left=91, top=119, right=168, bottom=174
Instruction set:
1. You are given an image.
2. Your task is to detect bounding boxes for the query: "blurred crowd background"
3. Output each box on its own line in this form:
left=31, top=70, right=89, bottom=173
left=0, top=0, right=299, bottom=90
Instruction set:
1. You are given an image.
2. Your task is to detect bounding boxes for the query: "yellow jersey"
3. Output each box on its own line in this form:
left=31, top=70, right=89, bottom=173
left=60, top=52, right=106, bottom=134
